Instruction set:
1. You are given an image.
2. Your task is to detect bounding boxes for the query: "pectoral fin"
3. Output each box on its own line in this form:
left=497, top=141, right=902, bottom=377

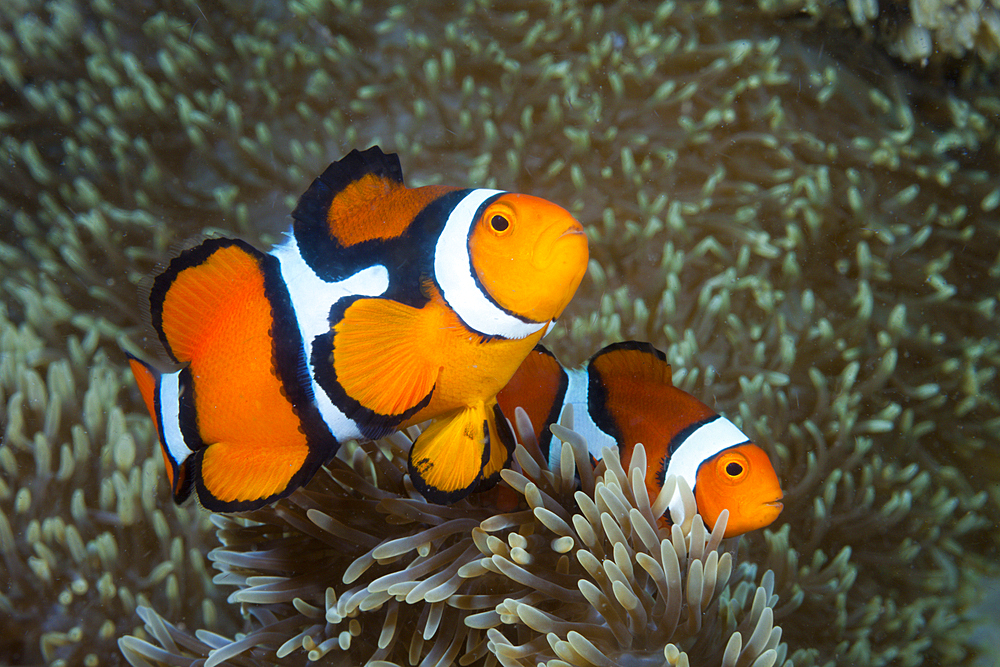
left=327, top=297, right=441, bottom=437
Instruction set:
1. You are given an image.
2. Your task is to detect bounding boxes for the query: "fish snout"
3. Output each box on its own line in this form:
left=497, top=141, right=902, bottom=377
left=531, top=219, right=587, bottom=271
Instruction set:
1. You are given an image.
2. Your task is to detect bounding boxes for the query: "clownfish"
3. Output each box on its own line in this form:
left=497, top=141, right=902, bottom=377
left=496, top=342, right=783, bottom=537
left=127, top=146, right=589, bottom=511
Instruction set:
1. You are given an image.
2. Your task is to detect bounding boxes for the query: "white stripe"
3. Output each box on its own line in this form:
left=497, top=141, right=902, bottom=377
left=549, top=367, right=616, bottom=471
left=272, top=235, right=390, bottom=441
left=158, top=370, right=193, bottom=467
left=662, top=417, right=750, bottom=524
left=434, top=189, right=549, bottom=340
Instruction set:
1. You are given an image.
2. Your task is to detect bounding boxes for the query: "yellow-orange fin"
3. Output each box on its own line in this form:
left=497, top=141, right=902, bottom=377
left=328, top=297, right=440, bottom=433
left=408, top=404, right=491, bottom=504
left=126, top=352, right=175, bottom=487
left=192, top=435, right=321, bottom=513
left=292, top=146, right=457, bottom=249
left=126, top=353, right=159, bottom=434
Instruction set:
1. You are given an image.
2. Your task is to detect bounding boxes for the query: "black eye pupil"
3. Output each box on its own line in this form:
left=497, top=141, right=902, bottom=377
left=490, top=215, right=509, bottom=232
left=726, top=462, right=743, bottom=476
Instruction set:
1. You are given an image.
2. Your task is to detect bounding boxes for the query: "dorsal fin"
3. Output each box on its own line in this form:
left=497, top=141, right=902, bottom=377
left=587, top=341, right=716, bottom=498
left=320, top=145, right=405, bottom=191
left=291, top=145, right=456, bottom=248
left=587, top=341, right=673, bottom=387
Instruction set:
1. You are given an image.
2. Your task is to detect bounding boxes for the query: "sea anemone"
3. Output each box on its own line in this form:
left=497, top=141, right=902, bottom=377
left=0, top=260, right=232, bottom=664
left=1, top=0, right=998, bottom=664
left=120, top=420, right=787, bottom=667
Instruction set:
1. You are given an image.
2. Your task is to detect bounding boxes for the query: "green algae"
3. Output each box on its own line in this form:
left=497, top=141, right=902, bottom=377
left=1, top=0, right=998, bottom=665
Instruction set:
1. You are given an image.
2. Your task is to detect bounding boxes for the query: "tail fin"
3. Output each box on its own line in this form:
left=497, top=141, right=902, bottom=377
left=125, top=352, right=192, bottom=502
left=139, top=238, right=337, bottom=512
left=126, top=352, right=159, bottom=435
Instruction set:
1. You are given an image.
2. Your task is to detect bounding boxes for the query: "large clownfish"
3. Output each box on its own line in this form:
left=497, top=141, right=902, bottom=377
left=496, top=341, right=783, bottom=537
left=127, top=146, right=589, bottom=511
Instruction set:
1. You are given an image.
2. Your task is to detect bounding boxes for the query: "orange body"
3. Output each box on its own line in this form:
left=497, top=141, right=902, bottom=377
left=128, top=147, right=588, bottom=511
left=497, top=342, right=783, bottom=537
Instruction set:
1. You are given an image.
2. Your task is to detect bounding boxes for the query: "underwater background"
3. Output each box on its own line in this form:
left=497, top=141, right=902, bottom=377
left=1, top=0, right=999, bottom=665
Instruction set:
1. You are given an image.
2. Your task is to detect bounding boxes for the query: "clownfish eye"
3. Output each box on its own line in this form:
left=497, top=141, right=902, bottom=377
left=717, top=451, right=749, bottom=483
left=489, top=214, right=510, bottom=234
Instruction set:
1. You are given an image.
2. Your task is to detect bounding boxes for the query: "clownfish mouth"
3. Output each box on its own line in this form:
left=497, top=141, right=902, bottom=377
left=763, top=496, right=784, bottom=512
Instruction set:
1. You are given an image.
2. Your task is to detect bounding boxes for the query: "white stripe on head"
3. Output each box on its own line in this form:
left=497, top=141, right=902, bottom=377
left=434, top=188, right=549, bottom=340
left=158, top=370, right=194, bottom=467
left=272, top=234, right=389, bottom=441
left=662, top=416, right=751, bottom=525
left=549, top=367, right=616, bottom=470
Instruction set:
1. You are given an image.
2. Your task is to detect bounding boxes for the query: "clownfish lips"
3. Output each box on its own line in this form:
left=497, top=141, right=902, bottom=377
left=761, top=495, right=784, bottom=515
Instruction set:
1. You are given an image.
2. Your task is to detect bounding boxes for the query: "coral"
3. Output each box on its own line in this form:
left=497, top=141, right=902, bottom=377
left=758, top=0, right=1000, bottom=81
left=1, top=0, right=998, bottom=665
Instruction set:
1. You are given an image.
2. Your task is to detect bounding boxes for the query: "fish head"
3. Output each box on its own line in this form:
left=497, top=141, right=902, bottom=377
left=468, top=193, right=588, bottom=325
left=694, top=442, right=783, bottom=538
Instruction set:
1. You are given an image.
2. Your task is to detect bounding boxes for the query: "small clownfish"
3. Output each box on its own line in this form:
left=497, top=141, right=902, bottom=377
left=127, top=146, right=589, bottom=512
left=496, top=341, right=783, bottom=537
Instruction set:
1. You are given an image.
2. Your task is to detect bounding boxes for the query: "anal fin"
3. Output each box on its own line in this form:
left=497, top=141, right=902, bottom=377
left=195, top=436, right=312, bottom=511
